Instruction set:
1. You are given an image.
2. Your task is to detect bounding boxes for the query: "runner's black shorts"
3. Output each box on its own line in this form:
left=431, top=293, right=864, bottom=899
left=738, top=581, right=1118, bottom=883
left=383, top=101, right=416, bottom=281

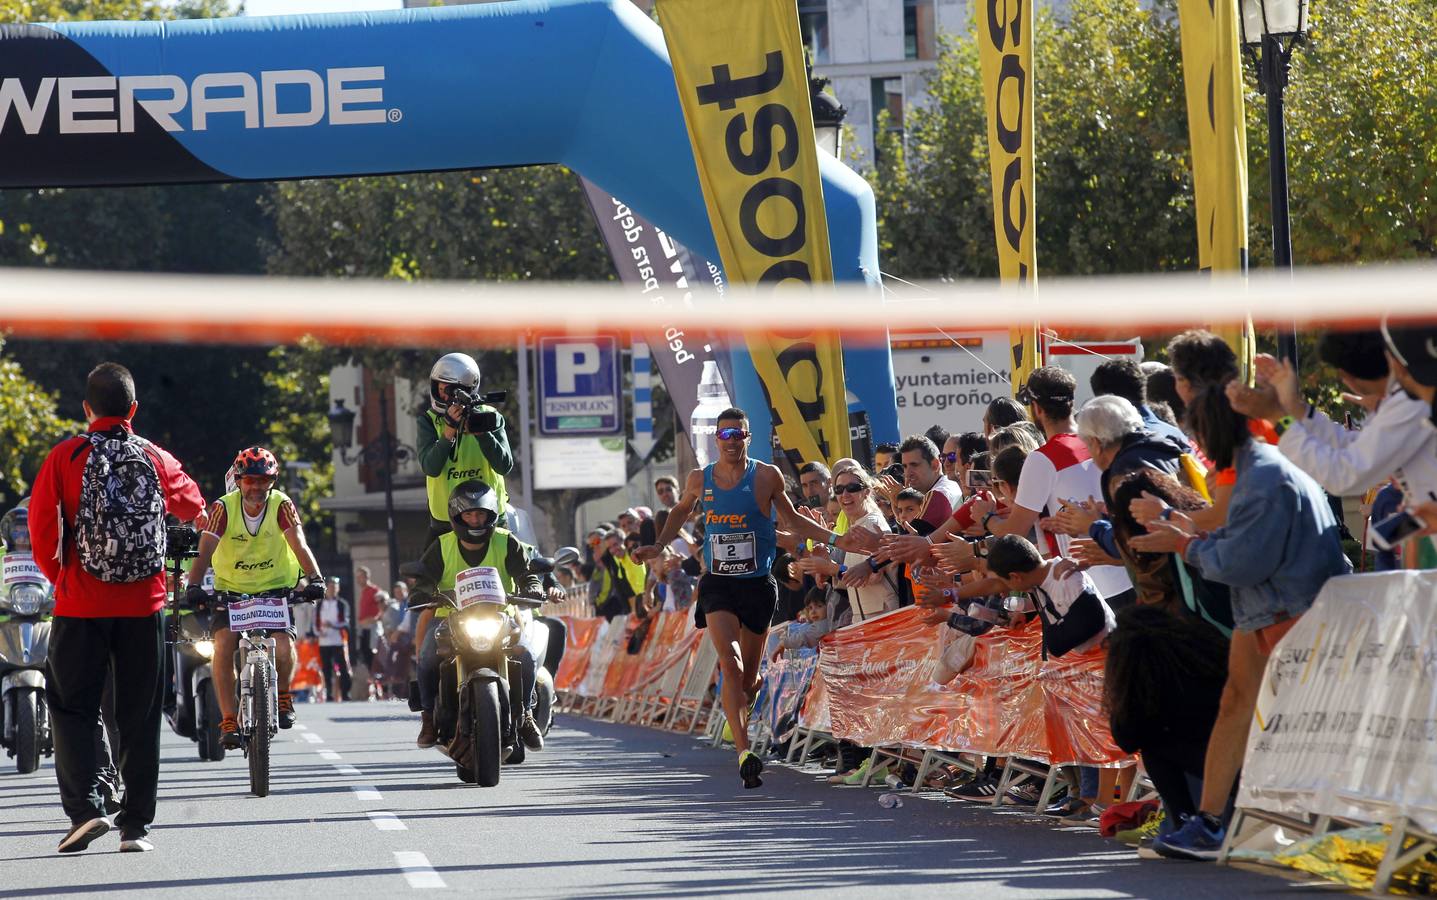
left=695, top=574, right=777, bottom=635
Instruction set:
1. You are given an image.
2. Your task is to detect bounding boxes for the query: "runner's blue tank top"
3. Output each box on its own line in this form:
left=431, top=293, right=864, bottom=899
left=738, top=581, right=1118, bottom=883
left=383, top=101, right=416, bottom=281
left=701, top=460, right=776, bottom=580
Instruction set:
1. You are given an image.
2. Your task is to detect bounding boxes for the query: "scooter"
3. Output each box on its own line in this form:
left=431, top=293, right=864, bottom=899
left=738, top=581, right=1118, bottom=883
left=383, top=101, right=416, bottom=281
left=162, top=525, right=225, bottom=762
left=0, top=505, right=54, bottom=774
left=522, top=545, right=579, bottom=738
left=431, top=554, right=555, bottom=787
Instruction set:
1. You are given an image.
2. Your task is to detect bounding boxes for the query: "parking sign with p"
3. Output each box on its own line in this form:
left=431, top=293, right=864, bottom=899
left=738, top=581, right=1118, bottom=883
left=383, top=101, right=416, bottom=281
left=538, top=335, right=623, bottom=436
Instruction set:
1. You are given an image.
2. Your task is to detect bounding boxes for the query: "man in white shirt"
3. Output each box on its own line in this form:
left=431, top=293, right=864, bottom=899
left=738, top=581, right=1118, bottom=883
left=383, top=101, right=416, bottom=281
left=972, top=367, right=1134, bottom=606
left=315, top=577, right=353, bottom=702
left=1230, top=332, right=1437, bottom=568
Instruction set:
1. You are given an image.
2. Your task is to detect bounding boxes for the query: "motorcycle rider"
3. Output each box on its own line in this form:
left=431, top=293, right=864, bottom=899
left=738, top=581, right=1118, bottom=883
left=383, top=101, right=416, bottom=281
left=183, top=447, right=325, bottom=747
left=411, top=479, right=543, bottom=754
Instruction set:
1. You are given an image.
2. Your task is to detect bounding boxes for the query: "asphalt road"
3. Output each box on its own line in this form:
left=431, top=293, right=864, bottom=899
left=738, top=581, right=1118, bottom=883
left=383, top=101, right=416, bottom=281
left=0, top=703, right=1318, bottom=898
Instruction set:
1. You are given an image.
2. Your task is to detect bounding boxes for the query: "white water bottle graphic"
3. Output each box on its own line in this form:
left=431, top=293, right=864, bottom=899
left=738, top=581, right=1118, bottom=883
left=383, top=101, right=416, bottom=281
left=690, top=360, right=731, bottom=467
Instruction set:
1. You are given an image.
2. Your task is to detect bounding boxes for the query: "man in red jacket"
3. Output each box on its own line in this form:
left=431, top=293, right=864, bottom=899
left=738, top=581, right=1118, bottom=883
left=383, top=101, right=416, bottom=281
left=30, top=363, right=205, bottom=854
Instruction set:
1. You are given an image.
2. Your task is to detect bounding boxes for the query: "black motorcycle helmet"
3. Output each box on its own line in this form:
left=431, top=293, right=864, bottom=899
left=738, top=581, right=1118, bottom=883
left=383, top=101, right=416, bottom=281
left=0, top=503, right=29, bottom=554
left=448, top=479, right=500, bottom=543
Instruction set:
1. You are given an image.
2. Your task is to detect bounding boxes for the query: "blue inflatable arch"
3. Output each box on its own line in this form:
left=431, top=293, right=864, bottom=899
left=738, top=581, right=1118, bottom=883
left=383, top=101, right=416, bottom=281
left=0, top=0, right=899, bottom=445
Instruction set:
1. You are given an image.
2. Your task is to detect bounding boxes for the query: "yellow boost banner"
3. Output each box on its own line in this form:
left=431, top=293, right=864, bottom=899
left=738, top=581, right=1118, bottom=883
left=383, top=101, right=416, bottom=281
left=658, top=0, right=851, bottom=466
left=978, top=0, right=1040, bottom=397
left=1179, top=0, right=1254, bottom=377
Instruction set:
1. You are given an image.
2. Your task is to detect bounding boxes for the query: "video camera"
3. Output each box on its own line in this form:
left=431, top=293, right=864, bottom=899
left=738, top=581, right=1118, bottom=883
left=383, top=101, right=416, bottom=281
left=449, top=387, right=509, bottom=434
left=166, top=523, right=202, bottom=560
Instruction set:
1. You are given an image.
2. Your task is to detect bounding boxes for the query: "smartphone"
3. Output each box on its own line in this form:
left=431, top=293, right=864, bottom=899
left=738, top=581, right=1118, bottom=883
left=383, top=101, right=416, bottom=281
left=966, top=469, right=994, bottom=490
left=1371, top=510, right=1428, bottom=551
left=883, top=462, right=905, bottom=482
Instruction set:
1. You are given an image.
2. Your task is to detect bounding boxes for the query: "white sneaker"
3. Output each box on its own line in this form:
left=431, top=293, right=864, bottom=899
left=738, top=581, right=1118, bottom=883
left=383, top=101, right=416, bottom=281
left=119, top=836, right=155, bottom=853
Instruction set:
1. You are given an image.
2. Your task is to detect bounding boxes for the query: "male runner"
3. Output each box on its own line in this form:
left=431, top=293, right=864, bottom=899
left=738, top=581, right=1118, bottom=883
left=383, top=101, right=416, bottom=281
left=635, top=408, right=874, bottom=788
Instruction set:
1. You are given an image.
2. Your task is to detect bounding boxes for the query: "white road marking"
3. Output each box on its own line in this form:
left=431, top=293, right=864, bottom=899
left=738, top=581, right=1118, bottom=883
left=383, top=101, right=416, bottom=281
left=393, top=851, right=444, bottom=889
left=293, top=723, right=308, bottom=731
left=301, top=732, right=324, bottom=744
left=334, top=764, right=362, bottom=776
left=318, top=749, right=341, bottom=761
left=368, top=811, right=407, bottom=831
left=353, top=785, right=383, bottom=802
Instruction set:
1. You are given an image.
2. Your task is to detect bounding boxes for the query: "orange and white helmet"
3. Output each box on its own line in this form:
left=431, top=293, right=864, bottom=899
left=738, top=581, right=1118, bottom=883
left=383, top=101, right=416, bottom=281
left=233, top=446, right=279, bottom=480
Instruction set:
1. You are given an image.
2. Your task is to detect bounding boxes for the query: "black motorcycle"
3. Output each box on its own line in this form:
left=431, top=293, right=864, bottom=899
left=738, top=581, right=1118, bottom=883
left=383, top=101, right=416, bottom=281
left=431, top=555, right=554, bottom=787
left=162, top=525, right=226, bottom=762
left=0, top=551, right=53, bottom=774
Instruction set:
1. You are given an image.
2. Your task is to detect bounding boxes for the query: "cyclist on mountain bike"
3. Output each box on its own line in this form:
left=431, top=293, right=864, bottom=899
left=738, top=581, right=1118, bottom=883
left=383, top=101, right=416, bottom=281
left=183, top=447, right=324, bottom=748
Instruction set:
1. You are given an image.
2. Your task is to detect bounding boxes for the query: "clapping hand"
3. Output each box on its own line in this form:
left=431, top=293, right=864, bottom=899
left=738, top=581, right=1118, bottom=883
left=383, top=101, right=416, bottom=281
left=930, top=539, right=976, bottom=569
left=1130, top=491, right=1171, bottom=529
left=796, top=555, right=840, bottom=578
left=1127, top=520, right=1194, bottom=554
left=878, top=532, right=932, bottom=566
left=843, top=525, right=883, bottom=555
left=1068, top=537, right=1121, bottom=568
left=1043, top=496, right=1101, bottom=537
left=797, top=504, right=832, bottom=530
left=876, top=473, right=905, bottom=505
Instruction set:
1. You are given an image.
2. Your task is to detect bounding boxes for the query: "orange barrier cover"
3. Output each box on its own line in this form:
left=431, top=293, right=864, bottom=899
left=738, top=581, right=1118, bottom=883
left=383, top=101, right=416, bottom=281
left=554, top=615, right=602, bottom=693
left=818, top=607, right=1127, bottom=766
left=291, top=638, right=323, bottom=691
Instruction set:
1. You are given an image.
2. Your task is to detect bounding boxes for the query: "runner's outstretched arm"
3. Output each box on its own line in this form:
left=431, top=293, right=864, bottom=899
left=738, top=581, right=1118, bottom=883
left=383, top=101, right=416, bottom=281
left=634, top=469, right=701, bottom=562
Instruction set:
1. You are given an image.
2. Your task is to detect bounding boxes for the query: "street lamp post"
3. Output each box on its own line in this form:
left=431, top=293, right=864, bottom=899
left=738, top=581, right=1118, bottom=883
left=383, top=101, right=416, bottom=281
left=1240, top=0, right=1309, bottom=368
left=327, top=388, right=416, bottom=586
left=809, top=71, right=847, bottom=159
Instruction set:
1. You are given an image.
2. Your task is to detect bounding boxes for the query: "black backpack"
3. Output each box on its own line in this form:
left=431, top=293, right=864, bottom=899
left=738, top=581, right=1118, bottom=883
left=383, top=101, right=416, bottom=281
left=71, top=428, right=166, bottom=583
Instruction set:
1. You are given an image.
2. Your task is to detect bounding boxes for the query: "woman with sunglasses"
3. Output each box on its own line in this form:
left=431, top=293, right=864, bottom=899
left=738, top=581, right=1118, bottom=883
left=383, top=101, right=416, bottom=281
left=806, top=470, right=899, bottom=620
left=634, top=408, right=878, bottom=790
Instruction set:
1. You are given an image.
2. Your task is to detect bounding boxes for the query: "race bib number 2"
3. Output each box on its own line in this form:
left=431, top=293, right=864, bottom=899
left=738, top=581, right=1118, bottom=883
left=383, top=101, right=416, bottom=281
left=455, top=566, right=506, bottom=609
left=711, top=532, right=757, bottom=575
left=227, top=596, right=291, bottom=632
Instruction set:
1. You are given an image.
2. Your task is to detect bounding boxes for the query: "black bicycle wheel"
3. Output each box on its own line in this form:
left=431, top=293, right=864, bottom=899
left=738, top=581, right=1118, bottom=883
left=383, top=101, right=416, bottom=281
left=247, top=664, right=271, bottom=797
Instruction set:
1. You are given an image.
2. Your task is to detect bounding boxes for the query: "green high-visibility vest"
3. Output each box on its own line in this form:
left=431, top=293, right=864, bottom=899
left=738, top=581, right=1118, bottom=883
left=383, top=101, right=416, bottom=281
left=435, top=528, right=512, bottom=618
left=212, top=490, right=300, bottom=594
left=425, top=411, right=508, bottom=521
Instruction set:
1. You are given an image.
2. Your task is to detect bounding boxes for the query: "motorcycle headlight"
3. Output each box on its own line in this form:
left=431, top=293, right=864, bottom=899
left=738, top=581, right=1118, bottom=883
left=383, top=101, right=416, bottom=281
left=7, top=584, right=47, bottom=616
left=193, top=640, right=215, bottom=660
left=460, top=615, right=503, bottom=652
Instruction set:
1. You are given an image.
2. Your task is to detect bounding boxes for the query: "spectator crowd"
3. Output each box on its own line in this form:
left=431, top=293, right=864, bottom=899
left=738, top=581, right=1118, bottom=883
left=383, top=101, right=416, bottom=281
left=580, top=319, right=1437, bottom=862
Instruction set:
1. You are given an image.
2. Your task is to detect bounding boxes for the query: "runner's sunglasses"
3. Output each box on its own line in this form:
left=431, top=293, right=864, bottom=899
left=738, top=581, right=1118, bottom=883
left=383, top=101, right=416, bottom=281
left=717, top=427, right=749, bottom=441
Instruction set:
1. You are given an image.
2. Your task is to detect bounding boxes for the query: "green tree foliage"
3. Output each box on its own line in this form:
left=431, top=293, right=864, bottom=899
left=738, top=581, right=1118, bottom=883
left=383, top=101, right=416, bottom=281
left=265, top=168, right=611, bottom=282
left=871, top=0, right=1435, bottom=278
left=265, top=168, right=664, bottom=545
left=0, top=0, right=235, bottom=24
left=2, top=340, right=276, bottom=503
left=1273, top=0, right=1437, bottom=262
left=0, top=338, right=81, bottom=508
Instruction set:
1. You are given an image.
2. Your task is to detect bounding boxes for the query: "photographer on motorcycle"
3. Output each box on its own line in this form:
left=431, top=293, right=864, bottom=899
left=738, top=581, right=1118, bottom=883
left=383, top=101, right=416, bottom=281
left=411, top=480, right=543, bottom=755
left=419, top=353, right=512, bottom=547
left=182, top=448, right=325, bottom=747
